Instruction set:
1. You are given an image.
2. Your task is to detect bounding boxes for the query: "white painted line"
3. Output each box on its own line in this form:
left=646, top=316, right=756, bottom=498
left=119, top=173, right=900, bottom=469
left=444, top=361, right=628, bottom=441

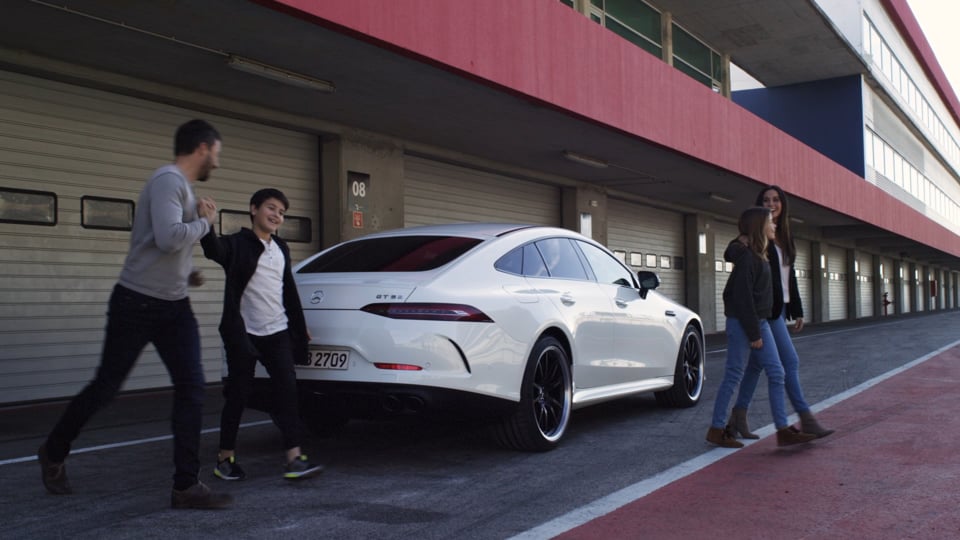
left=509, top=338, right=960, bottom=540
left=0, top=419, right=273, bottom=466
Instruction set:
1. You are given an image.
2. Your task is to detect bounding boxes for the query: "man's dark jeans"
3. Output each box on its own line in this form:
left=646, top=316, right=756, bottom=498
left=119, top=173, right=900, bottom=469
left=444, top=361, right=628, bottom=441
left=45, top=284, right=206, bottom=490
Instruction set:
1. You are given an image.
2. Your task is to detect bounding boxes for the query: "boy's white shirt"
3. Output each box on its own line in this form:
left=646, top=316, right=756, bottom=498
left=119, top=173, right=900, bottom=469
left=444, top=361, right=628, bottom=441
left=240, top=237, right=288, bottom=336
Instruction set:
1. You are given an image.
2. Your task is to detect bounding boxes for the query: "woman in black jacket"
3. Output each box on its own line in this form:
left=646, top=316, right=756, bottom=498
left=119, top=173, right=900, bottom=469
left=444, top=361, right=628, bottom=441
left=725, top=185, right=834, bottom=439
left=201, top=188, right=322, bottom=481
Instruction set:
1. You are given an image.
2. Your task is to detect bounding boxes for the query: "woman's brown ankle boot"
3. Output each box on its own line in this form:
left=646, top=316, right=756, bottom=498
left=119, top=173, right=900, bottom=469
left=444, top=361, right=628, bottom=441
left=726, top=407, right=759, bottom=439
left=799, top=411, right=835, bottom=438
left=776, top=426, right=817, bottom=446
left=706, top=426, right=744, bottom=448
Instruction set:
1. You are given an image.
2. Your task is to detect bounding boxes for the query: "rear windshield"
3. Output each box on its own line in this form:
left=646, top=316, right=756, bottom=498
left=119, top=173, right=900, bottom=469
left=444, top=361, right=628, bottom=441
left=297, top=235, right=483, bottom=273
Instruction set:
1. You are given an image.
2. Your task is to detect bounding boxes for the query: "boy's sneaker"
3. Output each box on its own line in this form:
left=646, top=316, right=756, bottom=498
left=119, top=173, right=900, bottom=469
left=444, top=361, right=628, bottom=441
left=283, top=455, right=323, bottom=480
left=213, top=455, right=246, bottom=481
left=171, top=481, right=233, bottom=510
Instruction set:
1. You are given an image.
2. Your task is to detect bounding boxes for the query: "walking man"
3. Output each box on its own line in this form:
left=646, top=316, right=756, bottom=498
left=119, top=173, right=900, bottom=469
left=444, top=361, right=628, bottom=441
left=37, top=119, right=233, bottom=509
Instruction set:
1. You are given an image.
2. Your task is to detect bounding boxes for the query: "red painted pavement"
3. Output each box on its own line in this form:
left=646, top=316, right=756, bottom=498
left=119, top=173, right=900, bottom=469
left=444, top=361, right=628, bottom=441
left=557, top=346, right=960, bottom=540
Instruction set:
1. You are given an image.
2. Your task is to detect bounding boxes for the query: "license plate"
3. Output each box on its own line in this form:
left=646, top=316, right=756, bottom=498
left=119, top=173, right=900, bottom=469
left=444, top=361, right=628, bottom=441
left=304, top=349, right=350, bottom=370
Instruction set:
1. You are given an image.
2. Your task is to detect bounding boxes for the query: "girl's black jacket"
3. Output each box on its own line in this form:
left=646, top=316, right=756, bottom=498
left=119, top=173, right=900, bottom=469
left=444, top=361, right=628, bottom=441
left=201, top=227, right=308, bottom=363
left=725, top=240, right=804, bottom=322
left=722, top=239, right=772, bottom=342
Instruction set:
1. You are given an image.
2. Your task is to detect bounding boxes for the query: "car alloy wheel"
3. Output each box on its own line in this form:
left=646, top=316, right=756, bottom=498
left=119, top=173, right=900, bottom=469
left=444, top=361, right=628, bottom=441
left=493, top=335, right=572, bottom=452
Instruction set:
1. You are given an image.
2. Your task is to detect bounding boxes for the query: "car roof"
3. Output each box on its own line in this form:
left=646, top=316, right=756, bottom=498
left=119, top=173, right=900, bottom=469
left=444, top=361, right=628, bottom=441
left=355, top=222, right=548, bottom=239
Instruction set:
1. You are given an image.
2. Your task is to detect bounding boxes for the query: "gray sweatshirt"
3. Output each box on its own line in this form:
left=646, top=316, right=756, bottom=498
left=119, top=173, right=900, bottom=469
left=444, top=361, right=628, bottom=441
left=117, top=164, right=211, bottom=301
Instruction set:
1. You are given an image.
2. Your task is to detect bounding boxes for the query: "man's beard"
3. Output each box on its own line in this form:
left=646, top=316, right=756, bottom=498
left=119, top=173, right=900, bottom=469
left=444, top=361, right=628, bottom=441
left=196, top=158, right=213, bottom=182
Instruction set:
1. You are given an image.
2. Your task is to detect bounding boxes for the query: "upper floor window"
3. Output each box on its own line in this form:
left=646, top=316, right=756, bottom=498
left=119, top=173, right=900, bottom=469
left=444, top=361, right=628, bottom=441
left=589, top=0, right=663, bottom=57
left=672, top=23, right=723, bottom=92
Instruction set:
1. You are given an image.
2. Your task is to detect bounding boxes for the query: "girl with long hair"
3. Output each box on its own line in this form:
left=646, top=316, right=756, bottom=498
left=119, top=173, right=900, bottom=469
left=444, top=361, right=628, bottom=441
left=707, top=207, right=816, bottom=448
left=725, top=186, right=834, bottom=439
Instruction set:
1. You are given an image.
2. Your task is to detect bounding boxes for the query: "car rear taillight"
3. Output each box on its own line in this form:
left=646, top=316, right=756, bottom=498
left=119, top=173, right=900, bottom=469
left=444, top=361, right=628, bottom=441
left=374, top=363, right=423, bottom=371
left=360, top=303, right=493, bottom=322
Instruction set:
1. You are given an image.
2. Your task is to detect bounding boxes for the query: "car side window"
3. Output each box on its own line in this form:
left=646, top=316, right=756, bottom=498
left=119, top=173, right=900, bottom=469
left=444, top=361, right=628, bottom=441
left=577, top=241, right=636, bottom=287
left=535, top=238, right=588, bottom=280
left=522, top=243, right=549, bottom=277
left=494, top=246, right=523, bottom=274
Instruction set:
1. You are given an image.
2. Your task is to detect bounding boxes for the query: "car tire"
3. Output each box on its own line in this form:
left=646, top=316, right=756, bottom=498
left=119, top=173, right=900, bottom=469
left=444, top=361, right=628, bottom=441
left=298, top=392, right=350, bottom=437
left=492, top=335, right=572, bottom=452
left=654, top=325, right=704, bottom=408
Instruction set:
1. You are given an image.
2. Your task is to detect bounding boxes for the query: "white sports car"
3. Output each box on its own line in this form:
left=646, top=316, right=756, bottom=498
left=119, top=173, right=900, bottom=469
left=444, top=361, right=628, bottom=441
left=291, top=223, right=704, bottom=451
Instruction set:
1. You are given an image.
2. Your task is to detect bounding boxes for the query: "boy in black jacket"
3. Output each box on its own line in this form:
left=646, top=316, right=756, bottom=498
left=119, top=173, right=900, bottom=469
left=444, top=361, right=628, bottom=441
left=201, top=188, right=322, bottom=480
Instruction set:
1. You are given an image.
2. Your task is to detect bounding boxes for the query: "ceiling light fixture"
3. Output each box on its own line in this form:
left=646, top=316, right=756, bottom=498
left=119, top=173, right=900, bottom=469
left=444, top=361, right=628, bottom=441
left=790, top=216, right=805, bottom=224
left=227, top=55, right=336, bottom=93
left=708, top=192, right=733, bottom=203
left=562, top=150, right=609, bottom=169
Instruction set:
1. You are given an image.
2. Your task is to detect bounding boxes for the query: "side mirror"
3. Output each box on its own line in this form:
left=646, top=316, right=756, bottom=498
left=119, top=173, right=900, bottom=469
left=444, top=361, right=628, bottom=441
left=637, top=270, right=660, bottom=299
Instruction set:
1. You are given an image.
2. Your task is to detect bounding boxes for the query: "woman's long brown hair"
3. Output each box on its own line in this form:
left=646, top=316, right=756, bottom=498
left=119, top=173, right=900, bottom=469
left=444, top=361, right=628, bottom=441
left=738, top=206, right=771, bottom=261
left=755, top=184, right=796, bottom=264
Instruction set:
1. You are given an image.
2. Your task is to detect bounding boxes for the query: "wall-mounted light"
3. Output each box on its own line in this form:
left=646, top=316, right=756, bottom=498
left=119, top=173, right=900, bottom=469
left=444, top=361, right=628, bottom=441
left=708, top=192, right=732, bottom=203
left=227, top=55, right=336, bottom=93
left=790, top=216, right=805, bottom=224
left=562, top=150, right=608, bottom=169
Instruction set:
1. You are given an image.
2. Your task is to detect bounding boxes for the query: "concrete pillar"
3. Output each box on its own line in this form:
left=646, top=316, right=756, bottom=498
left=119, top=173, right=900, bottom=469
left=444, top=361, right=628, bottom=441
left=562, top=186, right=607, bottom=244
left=909, top=262, right=918, bottom=312
left=684, top=213, right=715, bottom=330
left=847, top=248, right=857, bottom=320
left=871, top=254, right=882, bottom=317
left=810, top=241, right=825, bottom=323
left=892, top=259, right=903, bottom=315
left=320, top=134, right=404, bottom=248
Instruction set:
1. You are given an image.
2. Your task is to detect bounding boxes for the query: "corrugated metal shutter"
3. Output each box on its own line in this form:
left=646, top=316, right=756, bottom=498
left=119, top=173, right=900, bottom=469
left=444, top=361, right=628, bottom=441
left=794, top=239, right=813, bottom=322
left=826, top=245, right=847, bottom=321
left=858, top=252, right=874, bottom=318
left=0, top=70, right=319, bottom=404
left=403, top=155, right=560, bottom=227
left=606, top=199, right=685, bottom=304
left=712, top=221, right=740, bottom=332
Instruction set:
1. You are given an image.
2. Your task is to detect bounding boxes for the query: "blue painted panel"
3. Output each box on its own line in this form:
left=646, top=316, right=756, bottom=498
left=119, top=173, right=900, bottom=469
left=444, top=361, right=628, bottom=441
left=733, top=75, right=865, bottom=177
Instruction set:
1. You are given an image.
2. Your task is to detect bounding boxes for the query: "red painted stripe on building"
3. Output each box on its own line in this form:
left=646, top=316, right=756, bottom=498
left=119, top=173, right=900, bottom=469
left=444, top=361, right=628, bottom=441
left=261, top=0, right=960, bottom=258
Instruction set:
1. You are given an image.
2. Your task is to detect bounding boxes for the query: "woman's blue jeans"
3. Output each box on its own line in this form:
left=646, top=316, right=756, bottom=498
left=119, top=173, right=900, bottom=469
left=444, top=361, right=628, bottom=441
left=711, top=317, right=789, bottom=429
left=734, top=307, right=811, bottom=415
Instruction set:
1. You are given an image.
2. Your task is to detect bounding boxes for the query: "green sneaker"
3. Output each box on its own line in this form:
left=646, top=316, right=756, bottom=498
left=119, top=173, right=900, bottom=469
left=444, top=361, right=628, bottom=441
left=283, top=455, right=323, bottom=480
left=213, top=455, right=246, bottom=481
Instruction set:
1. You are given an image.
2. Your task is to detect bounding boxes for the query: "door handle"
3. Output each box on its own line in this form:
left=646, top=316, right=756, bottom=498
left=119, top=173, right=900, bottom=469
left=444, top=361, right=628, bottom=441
left=560, top=293, right=575, bottom=305
left=615, top=300, right=628, bottom=308
left=665, top=310, right=676, bottom=317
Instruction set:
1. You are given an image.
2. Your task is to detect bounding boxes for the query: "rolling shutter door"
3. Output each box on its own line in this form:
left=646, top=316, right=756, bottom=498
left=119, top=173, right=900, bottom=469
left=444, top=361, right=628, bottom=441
left=712, top=221, right=740, bottom=332
left=606, top=199, right=685, bottom=304
left=0, top=70, right=319, bottom=404
left=826, top=245, right=847, bottom=321
left=858, top=252, right=874, bottom=318
left=403, top=155, right=560, bottom=227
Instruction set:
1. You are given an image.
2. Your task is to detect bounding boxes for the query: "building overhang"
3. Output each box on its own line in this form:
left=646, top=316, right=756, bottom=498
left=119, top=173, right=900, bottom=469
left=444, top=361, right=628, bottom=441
left=1, top=0, right=958, bottom=268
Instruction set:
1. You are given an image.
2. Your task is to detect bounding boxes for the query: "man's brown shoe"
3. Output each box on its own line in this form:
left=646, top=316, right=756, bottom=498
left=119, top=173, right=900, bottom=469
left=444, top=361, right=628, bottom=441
left=171, top=481, right=233, bottom=510
left=37, top=444, right=72, bottom=495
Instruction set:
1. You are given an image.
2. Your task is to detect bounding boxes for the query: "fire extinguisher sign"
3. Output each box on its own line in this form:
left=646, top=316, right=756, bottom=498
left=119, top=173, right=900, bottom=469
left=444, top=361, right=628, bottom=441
left=348, top=171, right=369, bottom=230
